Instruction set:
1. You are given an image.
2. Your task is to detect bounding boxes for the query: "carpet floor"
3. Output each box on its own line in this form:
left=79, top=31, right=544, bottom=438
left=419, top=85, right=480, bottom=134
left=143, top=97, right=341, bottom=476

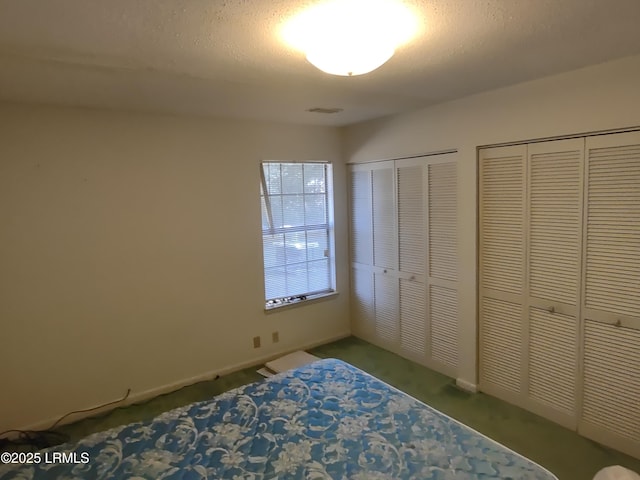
left=57, top=336, right=640, bottom=480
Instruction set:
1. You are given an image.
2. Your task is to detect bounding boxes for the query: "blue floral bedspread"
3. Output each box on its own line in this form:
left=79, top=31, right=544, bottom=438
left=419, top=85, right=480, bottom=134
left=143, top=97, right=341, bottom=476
left=0, top=359, right=557, bottom=479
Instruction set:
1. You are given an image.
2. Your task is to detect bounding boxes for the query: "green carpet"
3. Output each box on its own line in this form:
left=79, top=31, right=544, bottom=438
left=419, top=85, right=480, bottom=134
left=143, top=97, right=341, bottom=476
left=57, top=336, right=640, bottom=479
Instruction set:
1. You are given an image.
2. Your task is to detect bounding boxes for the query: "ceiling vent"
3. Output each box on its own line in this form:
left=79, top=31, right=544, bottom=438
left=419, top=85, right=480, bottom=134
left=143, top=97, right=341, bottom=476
left=306, top=107, right=344, bottom=114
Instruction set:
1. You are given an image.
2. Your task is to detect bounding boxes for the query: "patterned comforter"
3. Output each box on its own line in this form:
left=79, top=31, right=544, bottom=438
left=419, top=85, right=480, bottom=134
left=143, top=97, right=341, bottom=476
left=0, top=358, right=557, bottom=479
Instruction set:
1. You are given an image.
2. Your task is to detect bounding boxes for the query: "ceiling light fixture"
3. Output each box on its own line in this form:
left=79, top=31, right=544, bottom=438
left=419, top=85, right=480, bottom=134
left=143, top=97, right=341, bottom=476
left=282, top=0, right=418, bottom=76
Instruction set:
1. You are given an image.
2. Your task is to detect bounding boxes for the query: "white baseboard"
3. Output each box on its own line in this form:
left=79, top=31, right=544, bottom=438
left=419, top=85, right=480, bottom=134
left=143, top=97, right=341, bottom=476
left=456, top=378, right=478, bottom=393
left=13, top=331, right=352, bottom=435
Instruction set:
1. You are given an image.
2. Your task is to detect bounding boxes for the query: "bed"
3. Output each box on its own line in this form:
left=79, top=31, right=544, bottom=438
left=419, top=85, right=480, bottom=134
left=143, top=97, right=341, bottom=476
left=0, top=358, right=557, bottom=479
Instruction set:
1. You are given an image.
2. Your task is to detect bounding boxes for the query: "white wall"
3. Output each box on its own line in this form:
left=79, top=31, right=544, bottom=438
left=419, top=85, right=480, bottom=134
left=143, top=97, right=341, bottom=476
left=342, top=54, right=640, bottom=388
left=0, top=103, right=350, bottom=432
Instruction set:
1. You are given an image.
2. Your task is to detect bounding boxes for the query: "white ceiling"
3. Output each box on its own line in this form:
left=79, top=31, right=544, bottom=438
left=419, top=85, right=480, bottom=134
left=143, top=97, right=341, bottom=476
left=1, top=0, right=640, bottom=126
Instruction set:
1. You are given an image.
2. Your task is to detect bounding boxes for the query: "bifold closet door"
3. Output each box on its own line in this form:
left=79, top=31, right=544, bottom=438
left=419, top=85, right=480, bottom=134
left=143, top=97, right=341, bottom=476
left=349, top=161, right=399, bottom=349
left=479, top=131, right=640, bottom=459
left=578, top=131, right=640, bottom=459
left=426, top=161, right=458, bottom=376
left=396, top=159, right=428, bottom=362
left=349, top=167, right=375, bottom=338
left=479, top=145, right=527, bottom=402
left=395, top=156, right=459, bottom=376
left=371, top=162, right=399, bottom=349
left=525, top=139, right=583, bottom=429
left=480, top=140, right=583, bottom=424
left=349, top=154, right=459, bottom=378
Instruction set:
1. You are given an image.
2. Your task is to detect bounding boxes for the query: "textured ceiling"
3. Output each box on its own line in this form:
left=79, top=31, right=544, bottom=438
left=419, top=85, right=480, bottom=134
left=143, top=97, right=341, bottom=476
left=1, top=0, right=640, bottom=126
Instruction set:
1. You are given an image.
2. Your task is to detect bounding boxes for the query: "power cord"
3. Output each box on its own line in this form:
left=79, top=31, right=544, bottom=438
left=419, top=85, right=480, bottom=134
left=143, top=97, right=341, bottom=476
left=48, top=389, right=131, bottom=431
left=0, top=372, right=223, bottom=451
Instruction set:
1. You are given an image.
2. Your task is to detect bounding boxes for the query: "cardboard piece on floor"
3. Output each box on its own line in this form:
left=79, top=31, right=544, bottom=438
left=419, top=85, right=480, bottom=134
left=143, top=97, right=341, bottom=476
left=256, top=367, right=275, bottom=378
left=265, top=350, right=320, bottom=374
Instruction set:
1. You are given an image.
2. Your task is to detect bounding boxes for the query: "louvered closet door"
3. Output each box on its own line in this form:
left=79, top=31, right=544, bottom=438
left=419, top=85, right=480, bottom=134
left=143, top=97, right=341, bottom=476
left=427, top=160, right=458, bottom=377
left=349, top=154, right=458, bottom=377
left=349, top=160, right=403, bottom=352
left=479, top=145, right=526, bottom=401
left=349, top=167, right=375, bottom=337
left=396, top=159, right=428, bottom=363
left=526, top=139, right=583, bottom=428
left=579, top=131, right=640, bottom=459
left=371, top=161, right=400, bottom=349
left=394, top=155, right=459, bottom=376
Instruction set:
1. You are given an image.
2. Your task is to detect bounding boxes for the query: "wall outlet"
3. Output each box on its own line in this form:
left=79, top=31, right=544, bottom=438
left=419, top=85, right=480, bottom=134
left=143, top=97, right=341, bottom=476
left=253, top=336, right=261, bottom=348
left=272, top=331, right=279, bottom=343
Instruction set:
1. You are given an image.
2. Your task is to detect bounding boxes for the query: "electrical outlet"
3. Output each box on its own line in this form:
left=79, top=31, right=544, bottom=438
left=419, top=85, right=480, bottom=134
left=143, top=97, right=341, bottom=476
left=272, top=331, right=279, bottom=343
left=253, top=336, right=261, bottom=348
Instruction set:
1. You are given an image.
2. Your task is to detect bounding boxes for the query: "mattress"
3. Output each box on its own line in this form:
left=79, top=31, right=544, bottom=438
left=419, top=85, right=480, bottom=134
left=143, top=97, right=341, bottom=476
left=0, top=358, right=557, bottom=479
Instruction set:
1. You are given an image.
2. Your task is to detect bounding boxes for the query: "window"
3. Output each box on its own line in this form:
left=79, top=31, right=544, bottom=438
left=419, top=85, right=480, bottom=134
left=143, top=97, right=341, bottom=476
left=260, top=162, right=335, bottom=308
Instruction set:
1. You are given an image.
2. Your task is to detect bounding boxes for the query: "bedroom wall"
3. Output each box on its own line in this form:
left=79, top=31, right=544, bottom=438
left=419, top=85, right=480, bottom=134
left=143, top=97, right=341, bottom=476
left=342, top=54, right=640, bottom=390
left=0, top=103, right=350, bottom=432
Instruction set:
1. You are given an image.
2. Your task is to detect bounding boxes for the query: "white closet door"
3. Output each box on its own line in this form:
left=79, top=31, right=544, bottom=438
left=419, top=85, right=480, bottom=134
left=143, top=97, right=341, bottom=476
left=477, top=131, right=640, bottom=460
left=397, top=159, right=427, bottom=362
left=395, top=155, right=459, bottom=375
left=579, top=131, right=640, bottom=459
left=349, top=153, right=458, bottom=378
left=479, top=145, right=527, bottom=399
left=349, top=167, right=375, bottom=338
left=526, top=139, right=583, bottom=428
left=371, top=161, right=399, bottom=350
left=349, top=161, right=400, bottom=351
left=427, top=160, right=458, bottom=376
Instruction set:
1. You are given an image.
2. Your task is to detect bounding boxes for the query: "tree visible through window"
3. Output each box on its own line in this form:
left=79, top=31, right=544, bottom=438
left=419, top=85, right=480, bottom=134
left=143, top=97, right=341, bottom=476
left=260, top=162, right=335, bottom=308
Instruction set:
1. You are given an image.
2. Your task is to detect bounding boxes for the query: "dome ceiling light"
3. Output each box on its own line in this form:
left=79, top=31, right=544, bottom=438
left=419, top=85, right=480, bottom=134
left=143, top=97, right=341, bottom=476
left=282, top=0, right=419, bottom=76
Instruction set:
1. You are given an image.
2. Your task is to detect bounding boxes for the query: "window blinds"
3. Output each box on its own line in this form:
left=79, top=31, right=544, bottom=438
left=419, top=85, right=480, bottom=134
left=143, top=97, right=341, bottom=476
left=261, top=162, right=334, bottom=303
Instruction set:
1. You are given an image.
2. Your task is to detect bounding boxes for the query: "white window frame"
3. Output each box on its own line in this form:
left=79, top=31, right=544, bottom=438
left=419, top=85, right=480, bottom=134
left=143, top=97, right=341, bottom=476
left=260, top=161, right=336, bottom=310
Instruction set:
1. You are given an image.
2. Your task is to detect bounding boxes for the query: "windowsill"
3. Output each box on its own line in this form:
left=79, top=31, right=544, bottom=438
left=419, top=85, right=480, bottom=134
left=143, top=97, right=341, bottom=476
left=264, top=291, right=339, bottom=313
